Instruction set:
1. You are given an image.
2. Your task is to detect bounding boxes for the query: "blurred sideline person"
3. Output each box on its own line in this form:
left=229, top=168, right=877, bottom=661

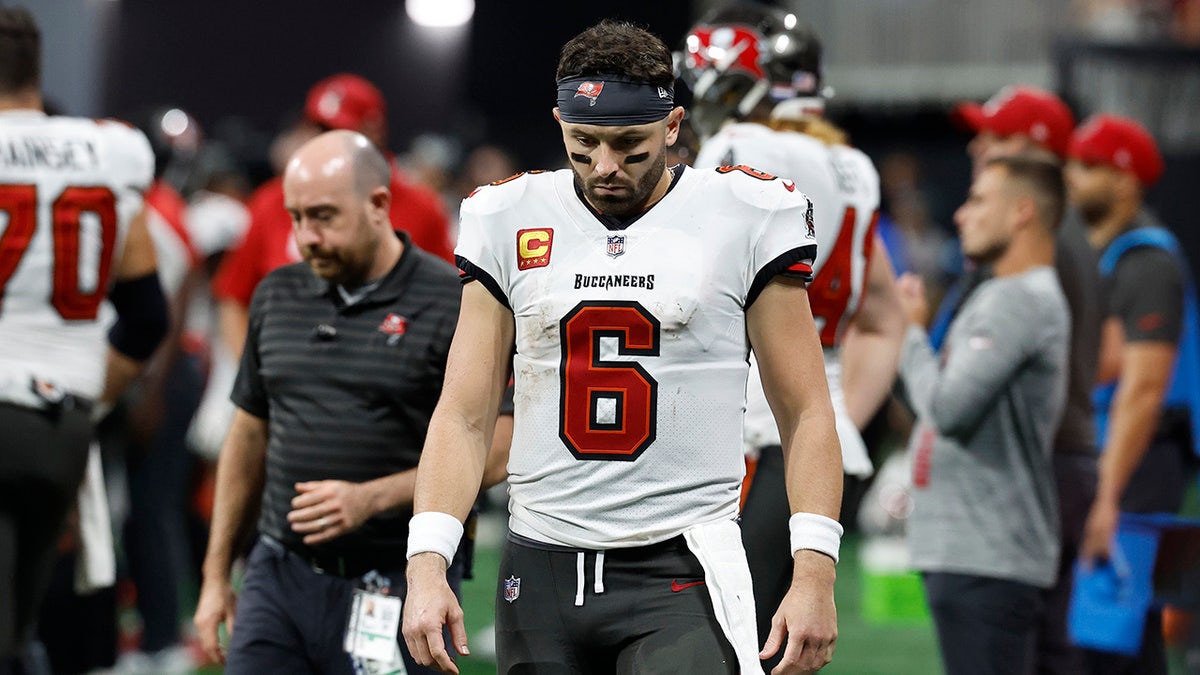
left=403, top=19, right=843, bottom=675
left=108, top=107, right=211, bottom=672
left=896, top=156, right=1069, bottom=675
left=1067, top=114, right=1200, bottom=675
left=952, top=85, right=1104, bottom=674
left=681, top=5, right=905, bottom=668
left=0, top=7, right=167, bottom=674
left=186, top=114, right=312, bottom=463
left=933, top=87, right=1083, bottom=347
left=211, top=73, right=453, bottom=360
left=193, top=130, right=479, bottom=674
left=191, top=74, right=454, bottom=463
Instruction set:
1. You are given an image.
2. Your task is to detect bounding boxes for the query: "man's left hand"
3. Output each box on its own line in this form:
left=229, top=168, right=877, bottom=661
left=287, top=480, right=373, bottom=545
left=760, top=551, right=838, bottom=674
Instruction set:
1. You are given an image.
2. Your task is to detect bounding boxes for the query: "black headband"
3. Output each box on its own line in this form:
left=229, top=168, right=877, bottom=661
left=556, top=75, right=675, bottom=126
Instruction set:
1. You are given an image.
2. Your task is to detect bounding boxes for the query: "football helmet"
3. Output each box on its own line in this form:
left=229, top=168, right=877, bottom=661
left=679, top=4, right=823, bottom=140
left=138, top=107, right=204, bottom=185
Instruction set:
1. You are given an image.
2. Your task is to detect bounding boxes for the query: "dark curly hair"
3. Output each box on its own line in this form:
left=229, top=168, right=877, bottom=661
left=0, top=7, right=40, bottom=95
left=556, top=20, right=674, bottom=88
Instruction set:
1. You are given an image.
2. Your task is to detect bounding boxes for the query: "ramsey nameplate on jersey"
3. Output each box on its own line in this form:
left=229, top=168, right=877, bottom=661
left=456, top=165, right=816, bottom=549
left=0, top=112, right=154, bottom=400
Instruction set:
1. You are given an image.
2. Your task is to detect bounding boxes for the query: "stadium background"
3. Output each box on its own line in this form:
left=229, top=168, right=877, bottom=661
left=20, top=0, right=1200, bottom=673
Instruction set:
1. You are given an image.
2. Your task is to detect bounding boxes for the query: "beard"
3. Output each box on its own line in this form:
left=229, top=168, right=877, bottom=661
left=301, top=216, right=376, bottom=286
left=964, top=237, right=1009, bottom=266
left=1075, top=194, right=1114, bottom=227
left=576, top=146, right=667, bottom=219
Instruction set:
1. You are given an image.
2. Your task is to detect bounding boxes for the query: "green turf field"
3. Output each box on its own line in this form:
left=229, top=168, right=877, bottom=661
left=190, top=516, right=1197, bottom=674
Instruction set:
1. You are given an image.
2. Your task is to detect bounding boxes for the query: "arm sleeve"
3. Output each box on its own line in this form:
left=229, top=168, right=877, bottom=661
left=900, top=285, right=1042, bottom=439
left=1110, top=247, right=1184, bottom=344
left=107, top=272, right=169, bottom=360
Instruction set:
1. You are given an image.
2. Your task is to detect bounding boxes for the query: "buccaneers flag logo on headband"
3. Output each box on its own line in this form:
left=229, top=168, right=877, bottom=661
left=574, top=82, right=604, bottom=106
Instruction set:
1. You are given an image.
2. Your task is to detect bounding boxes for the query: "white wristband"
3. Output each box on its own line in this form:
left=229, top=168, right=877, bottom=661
left=789, top=512, right=844, bottom=563
left=406, top=511, right=464, bottom=567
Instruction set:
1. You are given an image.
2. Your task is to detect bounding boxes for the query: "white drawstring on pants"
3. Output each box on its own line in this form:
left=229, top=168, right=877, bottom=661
left=574, top=552, right=585, bottom=606
left=574, top=550, right=607, bottom=606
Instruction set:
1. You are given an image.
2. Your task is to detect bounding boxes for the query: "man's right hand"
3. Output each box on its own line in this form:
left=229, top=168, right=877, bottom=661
left=895, top=273, right=929, bottom=327
left=194, top=577, right=238, bottom=664
left=1081, top=495, right=1120, bottom=565
left=403, top=552, right=469, bottom=674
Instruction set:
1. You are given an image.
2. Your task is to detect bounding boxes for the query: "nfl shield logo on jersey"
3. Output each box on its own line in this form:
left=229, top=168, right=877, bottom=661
left=504, top=576, right=521, bottom=603
left=606, top=234, right=625, bottom=259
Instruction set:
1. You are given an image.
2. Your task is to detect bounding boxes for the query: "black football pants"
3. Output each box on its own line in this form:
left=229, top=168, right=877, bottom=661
left=0, top=403, right=91, bottom=663
left=495, top=532, right=737, bottom=674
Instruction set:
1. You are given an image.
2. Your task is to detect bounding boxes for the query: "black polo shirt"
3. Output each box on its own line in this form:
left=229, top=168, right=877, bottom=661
left=231, top=233, right=461, bottom=561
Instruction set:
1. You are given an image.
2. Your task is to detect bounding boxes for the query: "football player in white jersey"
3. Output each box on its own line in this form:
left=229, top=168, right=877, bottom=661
left=404, top=19, right=843, bottom=675
left=682, top=5, right=906, bottom=669
left=0, top=7, right=167, bottom=669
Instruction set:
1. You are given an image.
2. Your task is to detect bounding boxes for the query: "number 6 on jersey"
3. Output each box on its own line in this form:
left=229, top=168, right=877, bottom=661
left=559, top=301, right=660, bottom=460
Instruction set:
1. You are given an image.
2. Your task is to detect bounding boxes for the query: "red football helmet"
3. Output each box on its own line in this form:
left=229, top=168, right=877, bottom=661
left=679, top=4, right=824, bottom=139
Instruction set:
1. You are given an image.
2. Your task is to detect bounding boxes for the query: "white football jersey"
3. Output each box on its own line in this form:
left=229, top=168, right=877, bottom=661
left=696, top=122, right=881, bottom=475
left=0, top=110, right=154, bottom=400
left=457, top=166, right=817, bottom=548
left=145, top=206, right=193, bottom=301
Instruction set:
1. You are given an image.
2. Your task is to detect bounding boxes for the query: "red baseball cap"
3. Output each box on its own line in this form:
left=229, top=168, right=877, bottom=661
left=1068, top=113, right=1164, bottom=187
left=954, top=85, right=1075, bottom=158
left=304, top=73, right=386, bottom=132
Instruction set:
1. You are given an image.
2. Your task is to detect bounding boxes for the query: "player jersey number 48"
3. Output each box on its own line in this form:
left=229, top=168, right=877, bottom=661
left=809, top=205, right=878, bottom=346
left=0, top=183, right=118, bottom=320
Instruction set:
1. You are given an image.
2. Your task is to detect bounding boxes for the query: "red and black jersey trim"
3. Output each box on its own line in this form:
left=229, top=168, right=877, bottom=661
left=455, top=255, right=511, bottom=310
left=746, top=244, right=817, bottom=309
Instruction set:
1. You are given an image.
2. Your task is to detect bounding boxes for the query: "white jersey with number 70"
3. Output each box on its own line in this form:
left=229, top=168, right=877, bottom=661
left=0, top=111, right=154, bottom=399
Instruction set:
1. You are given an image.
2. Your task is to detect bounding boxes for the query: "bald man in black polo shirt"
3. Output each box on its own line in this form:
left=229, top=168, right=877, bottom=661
left=193, top=130, right=468, bottom=675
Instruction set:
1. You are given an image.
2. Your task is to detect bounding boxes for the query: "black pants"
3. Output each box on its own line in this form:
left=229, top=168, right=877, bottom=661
left=495, top=533, right=737, bottom=674
left=225, top=536, right=462, bottom=675
left=1038, top=452, right=1098, bottom=675
left=0, top=403, right=91, bottom=662
left=123, top=352, right=204, bottom=652
left=924, top=572, right=1044, bottom=675
left=1082, top=434, right=1192, bottom=675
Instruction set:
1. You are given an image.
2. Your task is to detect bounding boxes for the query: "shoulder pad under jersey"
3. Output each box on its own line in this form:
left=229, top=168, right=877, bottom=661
left=461, top=169, right=551, bottom=216
left=709, top=163, right=802, bottom=213
left=833, top=145, right=881, bottom=198
left=95, top=119, right=155, bottom=193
